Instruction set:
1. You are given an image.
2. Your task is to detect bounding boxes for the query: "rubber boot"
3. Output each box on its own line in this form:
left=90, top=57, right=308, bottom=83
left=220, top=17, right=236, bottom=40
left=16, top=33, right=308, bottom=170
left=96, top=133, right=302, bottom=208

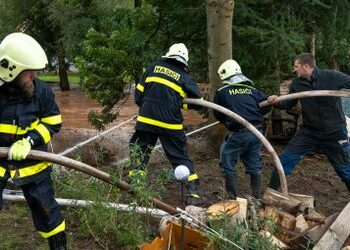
left=224, top=173, right=238, bottom=200
left=268, top=169, right=281, bottom=190
left=250, top=174, right=262, bottom=199
left=0, top=179, right=6, bottom=211
left=186, top=180, right=201, bottom=206
left=48, top=231, right=67, bottom=250
left=345, top=182, right=350, bottom=192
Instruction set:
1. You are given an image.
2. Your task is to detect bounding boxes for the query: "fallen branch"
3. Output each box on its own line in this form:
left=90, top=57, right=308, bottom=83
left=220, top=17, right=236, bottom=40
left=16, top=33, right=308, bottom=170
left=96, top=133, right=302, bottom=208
left=0, top=148, right=178, bottom=215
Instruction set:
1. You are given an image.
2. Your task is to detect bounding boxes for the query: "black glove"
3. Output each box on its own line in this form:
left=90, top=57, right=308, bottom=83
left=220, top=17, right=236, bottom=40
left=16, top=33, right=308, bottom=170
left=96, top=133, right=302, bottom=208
left=0, top=179, right=7, bottom=211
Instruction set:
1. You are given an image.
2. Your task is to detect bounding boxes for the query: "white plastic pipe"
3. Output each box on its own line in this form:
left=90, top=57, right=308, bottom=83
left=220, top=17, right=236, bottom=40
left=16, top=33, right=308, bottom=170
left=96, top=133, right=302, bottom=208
left=183, top=98, right=289, bottom=196
left=59, top=115, right=137, bottom=156
left=259, top=90, right=350, bottom=108
left=3, top=193, right=168, bottom=218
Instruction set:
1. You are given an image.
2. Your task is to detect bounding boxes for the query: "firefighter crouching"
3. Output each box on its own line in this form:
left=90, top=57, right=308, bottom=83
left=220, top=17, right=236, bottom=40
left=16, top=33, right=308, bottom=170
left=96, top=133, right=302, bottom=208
left=0, top=33, right=66, bottom=250
left=129, top=43, right=203, bottom=205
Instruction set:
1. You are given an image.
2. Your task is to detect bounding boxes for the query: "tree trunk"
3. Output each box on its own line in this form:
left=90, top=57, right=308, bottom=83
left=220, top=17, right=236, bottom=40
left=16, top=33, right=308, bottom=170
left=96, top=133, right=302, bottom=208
left=134, top=0, right=142, bottom=8
left=52, top=25, right=70, bottom=91
left=206, top=0, right=235, bottom=149
left=57, top=43, right=70, bottom=91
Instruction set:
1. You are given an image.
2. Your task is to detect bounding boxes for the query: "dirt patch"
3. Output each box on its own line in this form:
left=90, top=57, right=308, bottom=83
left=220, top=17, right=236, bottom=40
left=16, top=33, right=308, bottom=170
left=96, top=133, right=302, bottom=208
left=2, top=87, right=349, bottom=249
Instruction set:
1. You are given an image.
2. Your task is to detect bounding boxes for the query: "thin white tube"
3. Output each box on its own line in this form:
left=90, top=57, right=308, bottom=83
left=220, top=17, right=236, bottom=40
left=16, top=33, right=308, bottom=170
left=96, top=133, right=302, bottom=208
left=58, top=115, right=137, bottom=156
left=3, top=193, right=168, bottom=218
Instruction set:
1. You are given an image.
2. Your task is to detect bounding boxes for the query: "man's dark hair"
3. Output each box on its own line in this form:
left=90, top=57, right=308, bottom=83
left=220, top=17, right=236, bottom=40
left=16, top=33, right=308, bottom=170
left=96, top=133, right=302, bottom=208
left=295, top=53, right=316, bottom=67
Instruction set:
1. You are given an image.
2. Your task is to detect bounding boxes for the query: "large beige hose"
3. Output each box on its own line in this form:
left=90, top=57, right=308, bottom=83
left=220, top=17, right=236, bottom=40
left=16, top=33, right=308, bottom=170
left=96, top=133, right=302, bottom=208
left=0, top=148, right=178, bottom=215
left=259, top=90, right=350, bottom=108
left=183, top=98, right=289, bottom=196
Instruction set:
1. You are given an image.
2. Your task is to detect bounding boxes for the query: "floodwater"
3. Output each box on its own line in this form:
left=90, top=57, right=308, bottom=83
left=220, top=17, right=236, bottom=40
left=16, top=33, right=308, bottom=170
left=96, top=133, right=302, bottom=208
left=55, top=88, right=100, bottom=129
left=54, top=87, right=205, bottom=130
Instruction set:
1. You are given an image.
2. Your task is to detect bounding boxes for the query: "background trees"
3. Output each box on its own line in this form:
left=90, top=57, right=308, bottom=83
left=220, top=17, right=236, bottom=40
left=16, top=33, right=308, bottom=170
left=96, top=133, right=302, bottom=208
left=1, top=0, right=350, bottom=127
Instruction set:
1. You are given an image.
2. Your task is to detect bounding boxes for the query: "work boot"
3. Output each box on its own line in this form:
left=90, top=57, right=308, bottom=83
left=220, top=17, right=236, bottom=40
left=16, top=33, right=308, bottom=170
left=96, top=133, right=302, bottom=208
left=345, top=182, right=350, bottom=192
left=0, top=178, right=7, bottom=211
left=268, top=169, right=281, bottom=190
left=48, top=232, right=67, bottom=250
left=250, top=174, right=262, bottom=199
left=224, top=173, right=238, bottom=200
left=186, top=180, right=202, bottom=206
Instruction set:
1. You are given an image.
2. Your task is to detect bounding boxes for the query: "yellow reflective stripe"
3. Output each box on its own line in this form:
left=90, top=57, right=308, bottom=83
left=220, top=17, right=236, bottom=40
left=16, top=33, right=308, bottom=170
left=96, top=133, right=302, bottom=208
left=182, top=103, right=188, bottom=110
left=145, top=76, right=185, bottom=97
left=189, top=193, right=200, bottom=198
left=0, top=119, right=40, bottom=135
left=0, top=166, right=6, bottom=177
left=10, top=162, right=51, bottom=179
left=38, top=220, right=65, bottom=239
left=41, top=115, right=62, bottom=125
left=137, top=116, right=183, bottom=130
left=136, top=83, right=144, bottom=92
left=35, top=124, right=51, bottom=143
left=188, top=173, right=199, bottom=182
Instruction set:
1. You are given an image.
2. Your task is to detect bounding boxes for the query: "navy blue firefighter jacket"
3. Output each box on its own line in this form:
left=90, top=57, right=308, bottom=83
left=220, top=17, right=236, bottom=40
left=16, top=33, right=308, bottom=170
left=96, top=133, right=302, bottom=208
left=213, top=82, right=270, bottom=131
left=134, top=58, right=202, bottom=135
left=0, top=79, right=62, bottom=185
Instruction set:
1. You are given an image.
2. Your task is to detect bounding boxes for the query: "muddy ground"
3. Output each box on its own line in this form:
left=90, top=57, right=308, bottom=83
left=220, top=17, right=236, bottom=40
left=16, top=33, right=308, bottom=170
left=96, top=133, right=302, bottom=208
left=0, top=87, right=349, bottom=249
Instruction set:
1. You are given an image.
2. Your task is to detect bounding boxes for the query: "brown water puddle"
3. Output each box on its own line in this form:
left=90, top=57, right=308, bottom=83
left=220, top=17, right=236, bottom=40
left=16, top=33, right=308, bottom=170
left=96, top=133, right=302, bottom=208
left=54, top=87, right=205, bottom=129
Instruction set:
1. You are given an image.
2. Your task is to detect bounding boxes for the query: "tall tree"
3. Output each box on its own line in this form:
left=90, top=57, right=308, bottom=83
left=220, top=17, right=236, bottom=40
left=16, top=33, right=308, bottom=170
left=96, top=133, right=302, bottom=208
left=206, top=0, right=234, bottom=107
left=206, top=0, right=234, bottom=149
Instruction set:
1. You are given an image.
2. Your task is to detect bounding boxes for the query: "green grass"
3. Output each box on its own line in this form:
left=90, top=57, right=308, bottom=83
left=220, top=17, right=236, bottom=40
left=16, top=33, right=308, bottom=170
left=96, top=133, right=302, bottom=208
left=38, top=73, right=81, bottom=85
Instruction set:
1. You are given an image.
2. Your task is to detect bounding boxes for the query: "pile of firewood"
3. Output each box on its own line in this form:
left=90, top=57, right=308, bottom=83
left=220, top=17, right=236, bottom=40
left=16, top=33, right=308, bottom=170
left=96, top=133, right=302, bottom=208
left=259, top=188, right=350, bottom=249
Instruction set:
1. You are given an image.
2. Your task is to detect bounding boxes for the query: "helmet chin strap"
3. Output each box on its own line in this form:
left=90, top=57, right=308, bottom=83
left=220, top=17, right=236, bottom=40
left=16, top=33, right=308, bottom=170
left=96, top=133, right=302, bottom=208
left=223, top=74, right=252, bottom=85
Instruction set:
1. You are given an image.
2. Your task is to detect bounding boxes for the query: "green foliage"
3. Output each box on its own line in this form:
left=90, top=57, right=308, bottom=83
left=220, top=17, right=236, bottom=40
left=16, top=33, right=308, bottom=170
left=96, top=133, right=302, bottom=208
left=208, top=201, right=279, bottom=250
left=76, top=5, right=162, bottom=129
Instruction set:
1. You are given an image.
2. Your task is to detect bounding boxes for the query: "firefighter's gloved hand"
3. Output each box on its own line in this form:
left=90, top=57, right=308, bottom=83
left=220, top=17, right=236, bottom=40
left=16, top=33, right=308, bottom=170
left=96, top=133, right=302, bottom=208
left=8, top=138, right=32, bottom=161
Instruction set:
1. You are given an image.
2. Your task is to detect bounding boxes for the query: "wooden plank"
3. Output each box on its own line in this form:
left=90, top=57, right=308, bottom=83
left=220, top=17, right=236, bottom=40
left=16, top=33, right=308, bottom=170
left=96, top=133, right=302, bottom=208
left=313, top=202, right=350, bottom=250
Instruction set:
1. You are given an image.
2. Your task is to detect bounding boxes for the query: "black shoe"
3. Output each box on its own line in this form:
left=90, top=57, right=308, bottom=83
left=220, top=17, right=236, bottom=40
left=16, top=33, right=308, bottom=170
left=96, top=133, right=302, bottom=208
left=48, top=232, right=67, bottom=250
left=345, top=182, right=350, bottom=192
left=224, top=173, right=238, bottom=199
left=250, top=174, right=262, bottom=199
left=268, top=169, right=281, bottom=190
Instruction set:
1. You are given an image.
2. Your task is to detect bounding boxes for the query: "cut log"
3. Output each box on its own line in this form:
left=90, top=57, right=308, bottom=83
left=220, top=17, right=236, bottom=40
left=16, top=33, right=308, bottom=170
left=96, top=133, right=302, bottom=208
left=279, top=210, right=296, bottom=231
left=264, top=206, right=296, bottom=231
left=288, top=212, right=339, bottom=249
left=307, top=213, right=339, bottom=243
left=206, top=200, right=240, bottom=220
left=231, top=197, right=248, bottom=223
left=265, top=206, right=279, bottom=224
left=289, top=193, right=315, bottom=212
left=260, top=230, right=290, bottom=249
left=313, top=202, right=350, bottom=250
left=295, top=214, right=309, bottom=233
left=263, top=188, right=301, bottom=214
left=305, top=210, right=326, bottom=223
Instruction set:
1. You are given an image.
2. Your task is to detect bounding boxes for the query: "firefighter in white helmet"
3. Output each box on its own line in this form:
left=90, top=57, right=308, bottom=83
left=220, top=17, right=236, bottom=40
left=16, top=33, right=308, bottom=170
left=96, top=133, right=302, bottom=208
left=129, top=43, right=203, bottom=205
left=0, top=33, right=66, bottom=249
left=214, top=59, right=270, bottom=199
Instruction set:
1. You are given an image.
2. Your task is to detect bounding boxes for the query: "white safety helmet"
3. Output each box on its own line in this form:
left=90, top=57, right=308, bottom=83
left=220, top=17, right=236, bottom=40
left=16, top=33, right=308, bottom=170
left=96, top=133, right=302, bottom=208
left=162, top=43, right=189, bottom=66
left=0, top=32, right=48, bottom=85
left=217, top=59, right=242, bottom=80
left=217, top=59, right=252, bottom=84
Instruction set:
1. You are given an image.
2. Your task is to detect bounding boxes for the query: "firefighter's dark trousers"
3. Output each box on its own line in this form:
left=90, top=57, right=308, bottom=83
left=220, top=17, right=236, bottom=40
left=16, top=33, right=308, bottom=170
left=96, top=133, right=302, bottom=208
left=21, top=174, right=65, bottom=238
left=270, top=127, right=350, bottom=189
left=129, top=130, right=195, bottom=174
